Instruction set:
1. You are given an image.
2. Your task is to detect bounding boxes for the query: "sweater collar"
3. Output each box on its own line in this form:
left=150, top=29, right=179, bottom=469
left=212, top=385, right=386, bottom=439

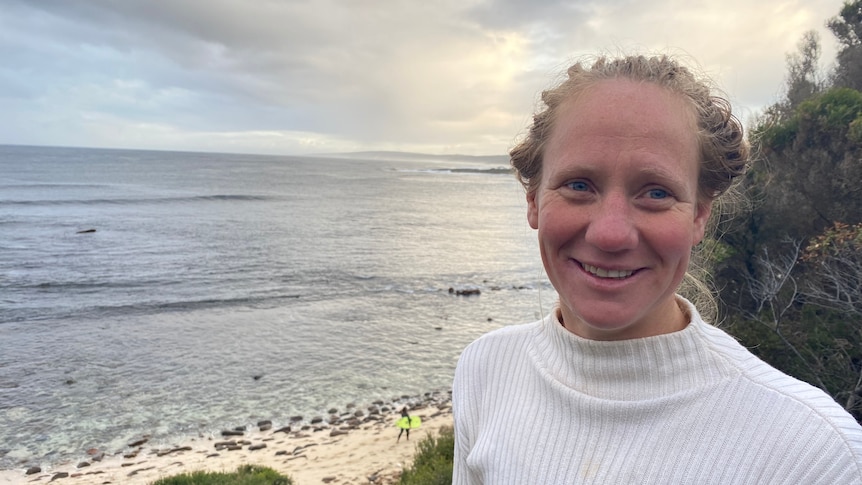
left=531, top=297, right=737, bottom=401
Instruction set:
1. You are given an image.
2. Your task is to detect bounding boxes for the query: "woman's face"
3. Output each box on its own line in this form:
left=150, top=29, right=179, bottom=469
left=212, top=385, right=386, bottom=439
left=527, top=79, right=711, bottom=340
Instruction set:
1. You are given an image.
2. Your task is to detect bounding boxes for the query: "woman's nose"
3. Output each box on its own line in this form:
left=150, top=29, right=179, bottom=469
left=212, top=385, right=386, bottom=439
left=584, top=194, right=638, bottom=252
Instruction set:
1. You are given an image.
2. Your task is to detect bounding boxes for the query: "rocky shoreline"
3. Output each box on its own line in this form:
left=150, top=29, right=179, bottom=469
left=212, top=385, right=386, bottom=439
left=1, top=390, right=453, bottom=485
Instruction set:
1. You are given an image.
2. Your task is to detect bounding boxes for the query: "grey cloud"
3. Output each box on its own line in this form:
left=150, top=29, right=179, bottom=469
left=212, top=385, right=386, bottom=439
left=0, top=0, right=847, bottom=154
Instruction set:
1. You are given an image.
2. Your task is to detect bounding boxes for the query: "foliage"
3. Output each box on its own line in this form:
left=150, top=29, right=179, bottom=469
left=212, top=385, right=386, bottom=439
left=715, top=4, right=862, bottom=422
left=801, top=222, right=862, bottom=323
left=784, top=31, right=824, bottom=114
left=829, top=0, right=862, bottom=47
left=726, top=304, right=862, bottom=421
left=756, top=87, right=862, bottom=150
left=151, top=464, right=293, bottom=485
left=803, top=221, right=862, bottom=262
left=399, top=426, right=454, bottom=485
left=828, top=0, right=862, bottom=90
left=727, top=227, right=862, bottom=422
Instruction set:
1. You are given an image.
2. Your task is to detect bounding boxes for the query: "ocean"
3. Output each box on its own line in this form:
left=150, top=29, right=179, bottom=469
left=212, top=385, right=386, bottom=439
left=0, top=145, right=556, bottom=469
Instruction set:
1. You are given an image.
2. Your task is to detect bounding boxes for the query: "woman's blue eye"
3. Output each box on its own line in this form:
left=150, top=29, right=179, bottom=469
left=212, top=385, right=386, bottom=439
left=567, top=181, right=589, bottom=191
left=647, top=188, right=668, bottom=199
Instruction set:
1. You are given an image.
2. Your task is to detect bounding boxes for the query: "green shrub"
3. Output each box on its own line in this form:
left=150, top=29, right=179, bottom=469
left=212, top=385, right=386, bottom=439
left=399, top=426, right=454, bottom=485
left=151, top=464, right=293, bottom=485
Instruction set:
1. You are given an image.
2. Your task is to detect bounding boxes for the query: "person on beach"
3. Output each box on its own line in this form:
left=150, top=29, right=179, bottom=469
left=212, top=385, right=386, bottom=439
left=452, top=53, right=862, bottom=484
left=397, top=406, right=412, bottom=442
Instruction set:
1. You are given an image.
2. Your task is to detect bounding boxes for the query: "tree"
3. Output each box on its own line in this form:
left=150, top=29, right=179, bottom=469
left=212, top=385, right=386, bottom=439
left=732, top=230, right=862, bottom=421
left=828, top=0, right=862, bottom=90
left=784, top=31, right=823, bottom=114
left=714, top=1, right=862, bottom=423
left=801, top=222, right=862, bottom=418
left=746, top=87, right=862, bottom=255
left=802, top=222, right=862, bottom=316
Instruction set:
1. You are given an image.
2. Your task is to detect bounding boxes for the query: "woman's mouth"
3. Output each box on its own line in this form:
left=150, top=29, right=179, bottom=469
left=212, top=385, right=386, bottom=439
left=581, top=263, right=635, bottom=279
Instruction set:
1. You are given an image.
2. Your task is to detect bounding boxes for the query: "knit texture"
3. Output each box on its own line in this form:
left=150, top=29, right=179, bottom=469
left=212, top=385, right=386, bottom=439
left=453, top=297, right=862, bottom=484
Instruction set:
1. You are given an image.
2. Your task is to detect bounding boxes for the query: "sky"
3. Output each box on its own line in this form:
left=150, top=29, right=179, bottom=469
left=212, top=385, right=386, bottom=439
left=0, top=0, right=850, bottom=156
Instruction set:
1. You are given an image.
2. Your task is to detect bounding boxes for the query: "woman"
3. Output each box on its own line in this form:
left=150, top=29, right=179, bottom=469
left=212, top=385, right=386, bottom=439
left=452, top=54, right=862, bottom=484
left=397, top=406, right=412, bottom=442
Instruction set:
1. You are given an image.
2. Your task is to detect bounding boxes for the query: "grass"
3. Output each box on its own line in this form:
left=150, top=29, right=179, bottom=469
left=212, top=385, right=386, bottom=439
left=399, top=426, right=454, bottom=485
left=150, top=427, right=456, bottom=485
left=151, top=464, right=293, bottom=485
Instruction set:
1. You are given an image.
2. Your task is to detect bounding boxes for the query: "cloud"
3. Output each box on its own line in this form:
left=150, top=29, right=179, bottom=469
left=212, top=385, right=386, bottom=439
left=0, top=0, right=850, bottom=155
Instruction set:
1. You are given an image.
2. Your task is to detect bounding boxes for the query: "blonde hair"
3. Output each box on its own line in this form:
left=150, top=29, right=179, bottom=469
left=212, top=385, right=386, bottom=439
left=511, top=54, right=750, bottom=321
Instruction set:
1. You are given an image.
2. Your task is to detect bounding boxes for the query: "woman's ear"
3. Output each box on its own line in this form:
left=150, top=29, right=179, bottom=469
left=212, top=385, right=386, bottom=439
left=692, top=200, right=712, bottom=246
left=527, top=190, right=539, bottom=230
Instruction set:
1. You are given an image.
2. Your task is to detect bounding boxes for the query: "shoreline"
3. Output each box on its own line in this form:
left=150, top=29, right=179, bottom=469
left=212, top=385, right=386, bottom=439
left=0, top=391, right=453, bottom=485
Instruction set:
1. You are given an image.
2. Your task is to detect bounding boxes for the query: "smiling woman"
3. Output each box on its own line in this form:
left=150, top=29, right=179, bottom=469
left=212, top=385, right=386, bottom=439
left=527, top=79, right=706, bottom=341
left=452, top=53, right=862, bottom=484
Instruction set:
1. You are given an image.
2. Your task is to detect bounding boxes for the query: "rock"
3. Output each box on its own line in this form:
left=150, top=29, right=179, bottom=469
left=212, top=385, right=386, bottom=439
left=91, top=452, right=104, bottom=462
left=157, top=446, right=191, bottom=457
left=127, top=466, right=155, bottom=477
left=273, top=426, right=291, bottom=434
left=290, top=415, right=303, bottom=422
left=310, top=416, right=323, bottom=424
left=275, top=450, right=288, bottom=456
left=322, top=477, right=337, bottom=483
left=77, top=461, right=90, bottom=468
left=330, top=429, right=349, bottom=437
left=50, top=472, right=69, bottom=481
left=221, top=429, right=244, bottom=436
left=25, top=466, right=41, bottom=475
left=353, top=410, right=364, bottom=417
left=248, top=443, right=267, bottom=451
left=227, top=445, right=243, bottom=451
left=327, top=408, right=338, bottom=414
left=215, top=440, right=236, bottom=448
left=128, top=437, right=149, bottom=447
left=259, top=423, right=272, bottom=432
left=233, top=426, right=247, bottom=431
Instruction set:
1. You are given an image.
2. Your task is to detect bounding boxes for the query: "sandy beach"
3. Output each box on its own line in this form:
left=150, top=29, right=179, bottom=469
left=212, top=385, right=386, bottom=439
left=0, top=394, right=453, bottom=485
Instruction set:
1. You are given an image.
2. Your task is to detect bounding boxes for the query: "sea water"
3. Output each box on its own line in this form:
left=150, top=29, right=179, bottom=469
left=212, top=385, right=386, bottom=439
left=0, top=145, right=556, bottom=468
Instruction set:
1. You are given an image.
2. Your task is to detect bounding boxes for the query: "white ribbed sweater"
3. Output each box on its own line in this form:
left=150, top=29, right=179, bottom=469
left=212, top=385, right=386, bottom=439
left=453, top=298, right=862, bottom=484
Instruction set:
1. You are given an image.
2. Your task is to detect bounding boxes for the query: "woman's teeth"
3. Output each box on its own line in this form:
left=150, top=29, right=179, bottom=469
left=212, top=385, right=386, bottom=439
left=583, top=264, right=633, bottom=279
